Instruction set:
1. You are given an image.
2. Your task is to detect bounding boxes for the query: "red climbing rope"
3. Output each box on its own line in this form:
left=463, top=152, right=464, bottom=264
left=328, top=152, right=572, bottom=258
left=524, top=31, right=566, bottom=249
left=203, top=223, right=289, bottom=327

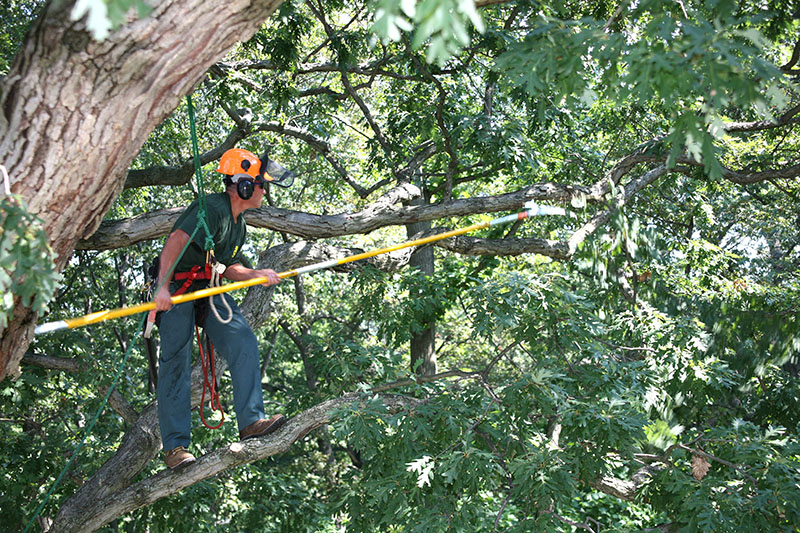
left=195, top=326, right=225, bottom=429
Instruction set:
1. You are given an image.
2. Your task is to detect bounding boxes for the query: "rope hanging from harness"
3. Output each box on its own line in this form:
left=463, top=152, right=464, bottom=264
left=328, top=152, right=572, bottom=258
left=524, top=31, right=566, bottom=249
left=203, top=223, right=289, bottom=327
left=208, top=257, right=233, bottom=325
left=196, top=326, right=225, bottom=429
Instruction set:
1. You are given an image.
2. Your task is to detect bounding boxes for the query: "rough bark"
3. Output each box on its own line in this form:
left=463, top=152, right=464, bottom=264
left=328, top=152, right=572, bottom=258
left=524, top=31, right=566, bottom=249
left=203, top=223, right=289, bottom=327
left=76, top=182, right=586, bottom=250
left=0, top=0, right=284, bottom=380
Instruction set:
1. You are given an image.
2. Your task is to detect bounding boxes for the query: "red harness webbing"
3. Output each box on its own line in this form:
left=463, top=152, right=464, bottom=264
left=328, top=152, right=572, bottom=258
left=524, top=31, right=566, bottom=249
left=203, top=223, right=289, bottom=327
left=172, top=264, right=213, bottom=297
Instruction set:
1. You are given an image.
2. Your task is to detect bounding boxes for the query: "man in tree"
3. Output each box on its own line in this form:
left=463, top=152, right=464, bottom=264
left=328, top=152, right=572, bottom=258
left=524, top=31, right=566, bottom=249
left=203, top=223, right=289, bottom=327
left=152, top=147, right=285, bottom=469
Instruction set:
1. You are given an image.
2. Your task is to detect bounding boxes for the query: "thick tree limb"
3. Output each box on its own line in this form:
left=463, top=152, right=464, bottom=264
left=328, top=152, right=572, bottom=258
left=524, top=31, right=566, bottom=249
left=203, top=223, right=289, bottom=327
left=21, top=353, right=84, bottom=372
left=675, top=156, right=800, bottom=184
left=123, top=125, right=248, bottom=189
left=436, top=234, right=570, bottom=259
left=724, top=104, right=800, bottom=133
left=51, top=393, right=417, bottom=533
left=100, top=386, right=140, bottom=426
left=77, top=182, right=584, bottom=250
left=76, top=206, right=184, bottom=250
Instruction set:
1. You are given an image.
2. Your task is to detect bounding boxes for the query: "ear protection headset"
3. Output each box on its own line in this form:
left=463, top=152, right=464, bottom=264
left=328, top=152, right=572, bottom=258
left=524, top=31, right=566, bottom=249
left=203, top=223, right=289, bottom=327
left=218, top=147, right=294, bottom=199
left=234, top=174, right=256, bottom=200
left=231, top=159, right=268, bottom=200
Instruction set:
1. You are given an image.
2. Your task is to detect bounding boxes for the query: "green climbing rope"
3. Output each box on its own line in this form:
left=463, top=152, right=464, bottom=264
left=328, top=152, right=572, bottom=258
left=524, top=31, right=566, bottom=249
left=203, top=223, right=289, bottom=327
left=186, top=95, right=215, bottom=254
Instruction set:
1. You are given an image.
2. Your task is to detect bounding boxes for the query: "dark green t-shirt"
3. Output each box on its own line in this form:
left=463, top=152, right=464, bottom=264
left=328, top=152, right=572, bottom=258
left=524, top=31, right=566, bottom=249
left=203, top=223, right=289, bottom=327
left=171, top=193, right=246, bottom=273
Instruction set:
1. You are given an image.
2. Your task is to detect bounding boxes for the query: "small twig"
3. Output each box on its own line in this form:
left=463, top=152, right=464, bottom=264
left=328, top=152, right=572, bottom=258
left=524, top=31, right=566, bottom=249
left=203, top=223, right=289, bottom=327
left=602, top=2, right=626, bottom=32
left=543, top=510, right=597, bottom=532
left=678, top=443, right=758, bottom=488
left=402, top=36, right=459, bottom=200
left=592, top=337, right=656, bottom=354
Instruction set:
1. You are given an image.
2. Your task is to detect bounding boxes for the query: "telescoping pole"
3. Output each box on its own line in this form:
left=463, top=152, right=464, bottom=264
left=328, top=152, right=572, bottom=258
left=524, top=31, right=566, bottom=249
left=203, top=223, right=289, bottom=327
left=34, top=202, right=566, bottom=335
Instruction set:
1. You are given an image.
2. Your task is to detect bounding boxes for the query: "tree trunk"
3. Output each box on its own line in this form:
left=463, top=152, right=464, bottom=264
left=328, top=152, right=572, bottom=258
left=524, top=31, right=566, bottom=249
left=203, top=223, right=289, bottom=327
left=0, top=0, right=284, bottom=381
left=405, top=191, right=437, bottom=377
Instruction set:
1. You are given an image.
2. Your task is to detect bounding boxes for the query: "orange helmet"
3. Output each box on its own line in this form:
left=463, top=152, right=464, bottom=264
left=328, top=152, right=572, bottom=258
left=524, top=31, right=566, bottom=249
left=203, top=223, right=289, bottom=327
left=217, top=148, right=261, bottom=178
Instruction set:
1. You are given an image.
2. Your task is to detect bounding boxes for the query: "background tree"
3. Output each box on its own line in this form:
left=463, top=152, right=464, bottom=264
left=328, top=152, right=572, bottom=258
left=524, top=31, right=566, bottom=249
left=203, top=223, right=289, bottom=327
left=1, top=0, right=799, bottom=531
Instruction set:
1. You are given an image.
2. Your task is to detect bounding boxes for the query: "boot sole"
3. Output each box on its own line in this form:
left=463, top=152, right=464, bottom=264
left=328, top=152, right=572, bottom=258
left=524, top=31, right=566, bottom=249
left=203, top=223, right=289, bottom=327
left=240, top=415, right=287, bottom=441
left=167, top=456, right=196, bottom=469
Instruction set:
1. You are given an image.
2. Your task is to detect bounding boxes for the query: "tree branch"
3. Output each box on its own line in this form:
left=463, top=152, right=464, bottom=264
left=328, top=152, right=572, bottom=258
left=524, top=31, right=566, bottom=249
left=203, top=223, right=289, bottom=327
left=21, top=353, right=84, bottom=372
left=100, top=386, right=140, bottom=426
left=724, top=104, right=800, bottom=133
left=254, top=120, right=369, bottom=197
left=122, top=123, right=249, bottom=189
left=403, top=37, right=459, bottom=199
left=78, top=182, right=583, bottom=250
left=779, top=40, right=800, bottom=73
left=676, top=156, right=800, bottom=185
left=570, top=165, right=669, bottom=254
left=52, top=393, right=418, bottom=533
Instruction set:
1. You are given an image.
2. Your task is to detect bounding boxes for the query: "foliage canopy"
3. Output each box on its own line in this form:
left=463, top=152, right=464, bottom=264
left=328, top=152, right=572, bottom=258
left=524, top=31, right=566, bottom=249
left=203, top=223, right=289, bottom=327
left=1, top=0, right=798, bottom=531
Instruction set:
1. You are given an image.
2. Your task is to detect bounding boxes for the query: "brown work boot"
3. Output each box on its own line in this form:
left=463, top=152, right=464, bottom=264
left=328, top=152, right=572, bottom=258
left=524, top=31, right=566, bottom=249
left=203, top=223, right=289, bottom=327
left=239, top=414, right=287, bottom=441
left=164, top=446, right=196, bottom=469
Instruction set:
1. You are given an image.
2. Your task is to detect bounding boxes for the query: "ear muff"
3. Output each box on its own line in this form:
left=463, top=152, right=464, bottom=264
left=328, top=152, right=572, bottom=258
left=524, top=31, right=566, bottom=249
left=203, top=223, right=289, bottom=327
left=237, top=178, right=254, bottom=200
left=230, top=173, right=256, bottom=200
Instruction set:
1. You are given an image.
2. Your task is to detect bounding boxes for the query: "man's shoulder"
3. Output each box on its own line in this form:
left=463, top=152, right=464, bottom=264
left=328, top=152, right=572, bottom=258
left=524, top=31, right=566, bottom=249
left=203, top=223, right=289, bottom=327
left=205, top=193, right=233, bottom=218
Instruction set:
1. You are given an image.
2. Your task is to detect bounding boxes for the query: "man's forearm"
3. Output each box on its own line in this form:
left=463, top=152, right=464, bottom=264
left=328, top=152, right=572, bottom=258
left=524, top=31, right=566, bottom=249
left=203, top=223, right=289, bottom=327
left=224, top=263, right=282, bottom=286
left=222, top=263, right=258, bottom=281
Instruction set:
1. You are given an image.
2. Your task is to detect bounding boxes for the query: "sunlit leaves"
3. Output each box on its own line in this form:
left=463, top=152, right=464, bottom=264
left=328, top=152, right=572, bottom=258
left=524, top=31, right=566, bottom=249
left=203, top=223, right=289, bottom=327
left=371, top=0, right=484, bottom=66
left=494, top=0, right=791, bottom=179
